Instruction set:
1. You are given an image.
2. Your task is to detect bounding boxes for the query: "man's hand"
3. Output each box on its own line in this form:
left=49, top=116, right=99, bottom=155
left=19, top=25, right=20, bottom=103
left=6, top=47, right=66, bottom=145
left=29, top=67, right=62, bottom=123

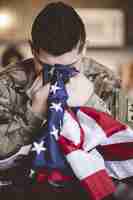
left=31, top=75, right=50, bottom=115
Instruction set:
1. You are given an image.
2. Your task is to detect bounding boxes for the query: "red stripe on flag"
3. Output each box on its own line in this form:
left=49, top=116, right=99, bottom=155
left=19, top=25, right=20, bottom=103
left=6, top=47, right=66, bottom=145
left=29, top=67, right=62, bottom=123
left=48, top=169, right=73, bottom=182
left=80, top=107, right=126, bottom=137
left=98, top=142, right=133, bottom=161
left=81, top=170, right=115, bottom=200
left=59, top=108, right=85, bottom=154
left=36, top=169, right=48, bottom=183
left=59, top=135, right=82, bottom=155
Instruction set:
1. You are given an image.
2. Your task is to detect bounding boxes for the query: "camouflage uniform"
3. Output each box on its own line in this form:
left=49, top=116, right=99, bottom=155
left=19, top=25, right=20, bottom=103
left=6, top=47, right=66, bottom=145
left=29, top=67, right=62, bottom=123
left=0, top=59, right=43, bottom=157
left=0, top=57, right=117, bottom=158
left=0, top=57, right=129, bottom=200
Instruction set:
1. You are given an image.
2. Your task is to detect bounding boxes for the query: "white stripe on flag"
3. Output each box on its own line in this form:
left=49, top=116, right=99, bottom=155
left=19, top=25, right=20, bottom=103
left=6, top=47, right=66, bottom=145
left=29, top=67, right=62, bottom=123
left=61, top=111, right=81, bottom=145
left=105, top=159, right=133, bottom=180
left=77, top=110, right=107, bottom=151
left=66, top=149, right=105, bottom=180
left=101, top=127, right=133, bottom=145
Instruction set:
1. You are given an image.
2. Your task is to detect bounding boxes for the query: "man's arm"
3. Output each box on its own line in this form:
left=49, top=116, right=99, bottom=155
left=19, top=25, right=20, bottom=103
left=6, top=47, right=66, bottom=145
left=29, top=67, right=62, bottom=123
left=84, top=93, right=110, bottom=113
left=83, top=57, right=120, bottom=101
left=0, top=76, right=43, bottom=157
left=82, top=57, right=121, bottom=116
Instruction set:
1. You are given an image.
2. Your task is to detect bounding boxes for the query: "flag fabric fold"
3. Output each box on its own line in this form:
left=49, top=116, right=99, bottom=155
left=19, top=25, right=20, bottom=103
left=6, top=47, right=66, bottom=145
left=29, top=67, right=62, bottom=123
left=29, top=63, right=133, bottom=200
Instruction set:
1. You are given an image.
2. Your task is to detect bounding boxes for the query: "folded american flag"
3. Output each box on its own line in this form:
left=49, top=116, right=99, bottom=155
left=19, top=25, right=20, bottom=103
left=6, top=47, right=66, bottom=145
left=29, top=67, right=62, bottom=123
left=29, top=64, right=133, bottom=200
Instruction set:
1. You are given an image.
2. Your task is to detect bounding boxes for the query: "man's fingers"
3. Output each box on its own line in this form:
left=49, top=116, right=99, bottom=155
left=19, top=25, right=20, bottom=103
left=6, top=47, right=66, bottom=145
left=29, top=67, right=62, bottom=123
left=31, top=75, right=43, bottom=93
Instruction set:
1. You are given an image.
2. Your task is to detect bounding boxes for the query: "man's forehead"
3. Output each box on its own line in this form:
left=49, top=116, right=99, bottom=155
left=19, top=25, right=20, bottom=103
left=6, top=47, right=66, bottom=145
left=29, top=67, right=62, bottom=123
left=38, top=47, right=80, bottom=65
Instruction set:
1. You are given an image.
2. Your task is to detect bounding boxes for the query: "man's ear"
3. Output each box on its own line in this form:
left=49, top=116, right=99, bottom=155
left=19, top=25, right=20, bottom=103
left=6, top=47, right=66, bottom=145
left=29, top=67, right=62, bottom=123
left=82, top=42, right=87, bottom=57
left=28, top=40, right=35, bottom=55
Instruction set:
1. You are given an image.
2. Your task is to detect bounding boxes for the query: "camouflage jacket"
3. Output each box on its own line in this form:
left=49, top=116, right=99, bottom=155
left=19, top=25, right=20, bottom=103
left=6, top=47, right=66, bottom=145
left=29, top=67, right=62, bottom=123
left=83, top=57, right=133, bottom=128
left=0, top=59, right=43, bottom=158
left=0, top=57, right=123, bottom=159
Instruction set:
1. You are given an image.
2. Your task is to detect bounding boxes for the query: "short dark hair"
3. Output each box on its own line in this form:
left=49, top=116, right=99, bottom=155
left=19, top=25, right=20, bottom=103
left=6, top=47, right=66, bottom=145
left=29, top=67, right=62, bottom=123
left=31, top=2, right=86, bottom=56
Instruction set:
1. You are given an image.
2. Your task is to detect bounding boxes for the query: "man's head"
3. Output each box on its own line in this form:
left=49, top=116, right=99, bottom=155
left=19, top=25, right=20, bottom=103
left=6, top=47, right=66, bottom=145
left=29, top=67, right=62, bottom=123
left=31, top=2, right=86, bottom=74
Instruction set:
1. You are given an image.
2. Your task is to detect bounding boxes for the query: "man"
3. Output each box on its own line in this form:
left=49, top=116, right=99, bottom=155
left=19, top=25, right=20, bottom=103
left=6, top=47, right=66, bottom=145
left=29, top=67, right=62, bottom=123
left=0, top=3, right=110, bottom=163
left=0, top=2, right=131, bottom=200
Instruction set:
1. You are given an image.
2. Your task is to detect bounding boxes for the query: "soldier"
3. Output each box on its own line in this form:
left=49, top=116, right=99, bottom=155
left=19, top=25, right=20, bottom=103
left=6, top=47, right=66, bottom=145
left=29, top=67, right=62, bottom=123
left=0, top=2, right=132, bottom=200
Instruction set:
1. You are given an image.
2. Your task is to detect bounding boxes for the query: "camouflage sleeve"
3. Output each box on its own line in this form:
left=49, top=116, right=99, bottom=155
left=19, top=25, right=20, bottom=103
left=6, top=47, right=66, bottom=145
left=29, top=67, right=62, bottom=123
left=85, top=93, right=111, bottom=114
left=83, top=57, right=121, bottom=102
left=0, top=76, right=43, bottom=157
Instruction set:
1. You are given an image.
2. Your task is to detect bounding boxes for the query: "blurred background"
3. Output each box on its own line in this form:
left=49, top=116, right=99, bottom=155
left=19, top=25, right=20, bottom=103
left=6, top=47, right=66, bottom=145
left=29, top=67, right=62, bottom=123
left=0, top=0, right=133, bottom=70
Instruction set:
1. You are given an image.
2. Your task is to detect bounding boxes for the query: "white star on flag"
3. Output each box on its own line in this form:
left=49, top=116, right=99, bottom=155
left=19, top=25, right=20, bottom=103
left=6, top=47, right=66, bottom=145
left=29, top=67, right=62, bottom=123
left=32, top=141, right=46, bottom=155
left=50, top=126, right=59, bottom=140
left=50, top=82, right=61, bottom=94
left=50, top=102, right=63, bottom=112
left=29, top=169, right=35, bottom=178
